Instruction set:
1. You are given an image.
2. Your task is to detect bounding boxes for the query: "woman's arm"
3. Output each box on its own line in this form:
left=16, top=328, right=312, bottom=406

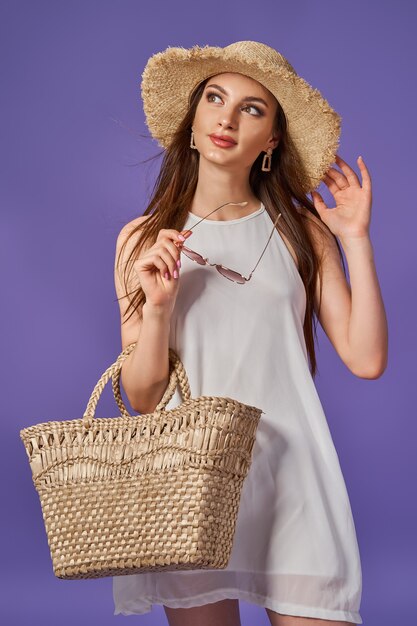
left=307, top=154, right=388, bottom=379
left=114, top=218, right=171, bottom=413
left=338, top=233, right=388, bottom=378
left=304, top=217, right=388, bottom=378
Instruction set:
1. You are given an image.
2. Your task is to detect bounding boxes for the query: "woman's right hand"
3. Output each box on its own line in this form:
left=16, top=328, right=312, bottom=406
left=133, top=228, right=193, bottom=313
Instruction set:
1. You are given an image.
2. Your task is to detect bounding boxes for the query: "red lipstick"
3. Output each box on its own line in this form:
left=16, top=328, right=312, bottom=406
left=209, top=134, right=237, bottom=148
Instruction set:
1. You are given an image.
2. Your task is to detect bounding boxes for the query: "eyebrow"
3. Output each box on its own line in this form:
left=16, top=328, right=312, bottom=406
left=205, top=83, right=269, bottom=108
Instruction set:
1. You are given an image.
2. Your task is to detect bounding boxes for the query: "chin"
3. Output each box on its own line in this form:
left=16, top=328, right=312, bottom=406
left=203, top=147, right=239, bottom=160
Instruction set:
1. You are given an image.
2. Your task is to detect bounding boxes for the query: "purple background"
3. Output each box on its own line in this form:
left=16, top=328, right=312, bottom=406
left=2, top=1, right=416, bottom=625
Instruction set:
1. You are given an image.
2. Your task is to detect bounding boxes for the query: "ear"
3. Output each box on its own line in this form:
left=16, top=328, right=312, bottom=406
left=266, top=132, right=280, bottom=152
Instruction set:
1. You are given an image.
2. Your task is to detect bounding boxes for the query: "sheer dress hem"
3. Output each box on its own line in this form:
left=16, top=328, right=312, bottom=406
left=113, top=588, right=362, bottom=624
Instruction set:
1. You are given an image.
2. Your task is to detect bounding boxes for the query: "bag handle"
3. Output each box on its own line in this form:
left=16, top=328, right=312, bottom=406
left=110, top=345, right=186, bottom=417
left=82, top=342, right=192, bottom=429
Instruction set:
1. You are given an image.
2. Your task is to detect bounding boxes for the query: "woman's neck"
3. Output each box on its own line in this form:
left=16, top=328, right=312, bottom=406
left=189, top=168, right=261, bottom=220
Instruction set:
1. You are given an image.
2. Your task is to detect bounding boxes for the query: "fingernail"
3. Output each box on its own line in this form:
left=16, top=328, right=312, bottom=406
left=173, top=270, right=178, bottom=279
left=164, top=271, right=169, bottom=279
left=178, top=234, right=186, bottom=241
left=176, top=259, right=181, bottom=268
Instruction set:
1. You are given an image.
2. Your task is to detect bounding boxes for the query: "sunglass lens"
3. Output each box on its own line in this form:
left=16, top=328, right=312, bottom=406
left=217, top=266, right=246, bottom=283
left=182, top=249, right=206, bottom=265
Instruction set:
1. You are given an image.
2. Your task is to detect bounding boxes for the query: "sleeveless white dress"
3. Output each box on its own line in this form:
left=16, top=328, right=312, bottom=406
left=113, top=201, right=363, bottom=624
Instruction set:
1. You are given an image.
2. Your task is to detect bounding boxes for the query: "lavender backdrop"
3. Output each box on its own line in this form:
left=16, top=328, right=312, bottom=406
left=2, top=1, right=415, bottom=625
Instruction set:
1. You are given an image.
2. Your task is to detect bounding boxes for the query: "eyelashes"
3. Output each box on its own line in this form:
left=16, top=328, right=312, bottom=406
left=205, top=91, right=264, bottom=117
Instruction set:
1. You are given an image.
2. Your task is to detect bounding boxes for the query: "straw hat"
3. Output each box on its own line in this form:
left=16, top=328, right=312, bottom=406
left=140, top=41, right=342, bottom=193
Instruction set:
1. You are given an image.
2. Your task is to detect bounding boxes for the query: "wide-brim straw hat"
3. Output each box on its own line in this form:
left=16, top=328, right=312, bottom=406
left=140, top=40, right=342, bottom=194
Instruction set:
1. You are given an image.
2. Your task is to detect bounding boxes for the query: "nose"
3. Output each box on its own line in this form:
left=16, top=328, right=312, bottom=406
left=218, top=109, right=238, bottom=129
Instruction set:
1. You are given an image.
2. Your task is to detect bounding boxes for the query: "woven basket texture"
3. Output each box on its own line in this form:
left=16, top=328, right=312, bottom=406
left=20, top=343, right=263, bottom=579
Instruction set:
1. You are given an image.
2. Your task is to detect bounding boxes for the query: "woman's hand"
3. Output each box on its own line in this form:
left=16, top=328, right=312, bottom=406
left=133, top=228, right=192, bottom=312
left=311, top=154, right=372, bottom=240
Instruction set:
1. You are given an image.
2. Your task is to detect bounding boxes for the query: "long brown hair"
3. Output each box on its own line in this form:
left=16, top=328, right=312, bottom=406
left=116, top=76, right=347, bottom=378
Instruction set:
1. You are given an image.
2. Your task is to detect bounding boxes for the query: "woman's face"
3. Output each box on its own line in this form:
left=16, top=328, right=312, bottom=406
left=192, top=72, right=280, bottom=169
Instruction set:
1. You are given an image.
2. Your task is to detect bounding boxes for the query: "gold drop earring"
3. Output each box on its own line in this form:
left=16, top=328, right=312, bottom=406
left=261, top=147, right=273, bottom=172
left=190, top=128, right=197, bottom=149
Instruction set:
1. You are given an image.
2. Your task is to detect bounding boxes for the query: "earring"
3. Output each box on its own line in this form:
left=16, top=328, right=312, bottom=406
left=190, top=129, right=197, bottom=149
left=261, top=147, right=273, bottom=171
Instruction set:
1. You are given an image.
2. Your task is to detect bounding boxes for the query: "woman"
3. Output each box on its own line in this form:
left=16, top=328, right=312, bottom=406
left=112, top=42, right=388, bottom=626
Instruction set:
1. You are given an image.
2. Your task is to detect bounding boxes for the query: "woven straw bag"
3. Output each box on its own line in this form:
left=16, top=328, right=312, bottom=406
left=19, top=342, right=264, bottom=580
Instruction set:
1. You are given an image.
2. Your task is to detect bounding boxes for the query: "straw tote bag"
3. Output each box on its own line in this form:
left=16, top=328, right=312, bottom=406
left=19, top=342, right=264, bottom=580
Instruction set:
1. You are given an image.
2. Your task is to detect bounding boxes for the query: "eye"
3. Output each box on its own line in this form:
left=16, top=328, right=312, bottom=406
left=206, top=92, right=222, bottom=104
left=242, top=104, right=262, bottom=116
left=205, top=91, right=263, bottom=117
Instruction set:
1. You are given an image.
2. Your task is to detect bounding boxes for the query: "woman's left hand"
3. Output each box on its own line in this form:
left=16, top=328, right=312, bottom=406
left=311, top=154, right=372, bottom=240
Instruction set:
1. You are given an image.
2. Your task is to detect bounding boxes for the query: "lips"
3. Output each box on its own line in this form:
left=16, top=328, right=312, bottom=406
left=210, top=133, right=236, bottom=145
left=209, top=134, right=237, bottom=148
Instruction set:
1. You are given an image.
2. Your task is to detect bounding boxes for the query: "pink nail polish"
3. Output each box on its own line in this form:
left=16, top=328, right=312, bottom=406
left=173, top=270, right=178, bottom=279
left=178, top=234, right=186, bottom=241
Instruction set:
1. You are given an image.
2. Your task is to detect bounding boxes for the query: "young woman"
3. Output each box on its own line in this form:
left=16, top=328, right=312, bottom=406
left=112, top=41, right=388, bottom=626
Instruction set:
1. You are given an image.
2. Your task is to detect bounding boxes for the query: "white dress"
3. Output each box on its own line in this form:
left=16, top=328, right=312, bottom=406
left=113, top=201, right=363, bottom=624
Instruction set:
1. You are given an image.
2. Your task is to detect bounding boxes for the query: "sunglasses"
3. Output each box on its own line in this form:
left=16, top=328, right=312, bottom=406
left=179, top=201, right=282, bottom=284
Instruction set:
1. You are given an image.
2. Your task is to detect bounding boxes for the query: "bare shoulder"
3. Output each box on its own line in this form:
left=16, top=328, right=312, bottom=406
left=277, top=206, right=332, bottom=271
left=118, top=213, right=152, bottom=240
left=295, top=205, right=339, bottom=260
left=114, top=214, right=153, bottom=350
left=115, top=214, right=153, bottom=258
left=296, top=205, right=350, bottom=322
left=114, top=213, right=153, bottom=300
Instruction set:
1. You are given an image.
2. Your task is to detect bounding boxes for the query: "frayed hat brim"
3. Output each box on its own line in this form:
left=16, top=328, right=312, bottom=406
left=140, top=41, right=341, bottom=193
